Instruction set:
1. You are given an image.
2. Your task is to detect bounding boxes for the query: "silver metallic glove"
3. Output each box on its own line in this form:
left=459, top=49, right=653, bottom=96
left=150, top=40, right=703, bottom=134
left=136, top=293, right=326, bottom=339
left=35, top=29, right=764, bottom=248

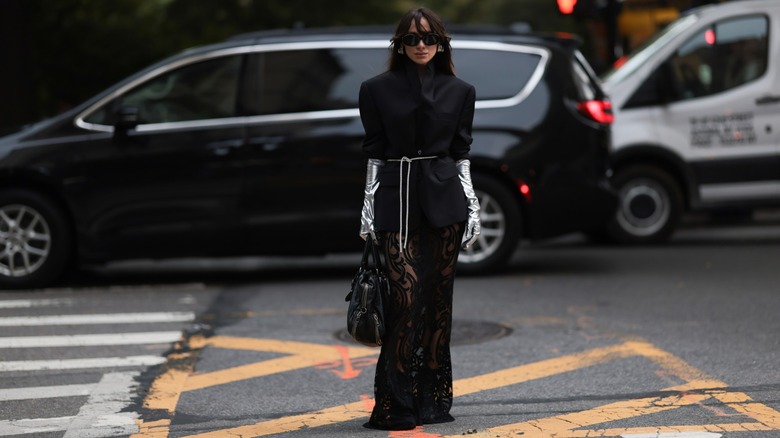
left=359, top=158, right=384, bottom=242
left=456, top=159, right=481, bottom=249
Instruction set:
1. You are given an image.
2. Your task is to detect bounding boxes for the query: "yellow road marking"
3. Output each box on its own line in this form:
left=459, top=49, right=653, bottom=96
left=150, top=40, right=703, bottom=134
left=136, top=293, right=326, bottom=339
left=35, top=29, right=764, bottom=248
left=183, top=336, right=377, bottom=391
left=441, top=340, right=780, bottom=437
left=445, top=380, right=721, bottom=437
left=131, top=339, right=199, bottom=438
left=143, top=353, right=193, bottom=412
left=132, top=336, right=780, bottom=438
left=184, top=399, right=373, bottom=438
left=454, top=342, right=635, bottom=396
left=712, top=389, right=780, bottom=427
left=625, top=340, right=712, bottom=381
left=130, top=419, right=171, bottom=438
left=179, top=342, right=638, bottom=437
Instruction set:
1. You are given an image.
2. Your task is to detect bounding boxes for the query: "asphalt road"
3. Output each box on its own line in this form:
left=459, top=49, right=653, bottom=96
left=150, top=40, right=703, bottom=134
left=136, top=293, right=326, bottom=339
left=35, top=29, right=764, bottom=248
left=1, top=216, right=779, bottom=438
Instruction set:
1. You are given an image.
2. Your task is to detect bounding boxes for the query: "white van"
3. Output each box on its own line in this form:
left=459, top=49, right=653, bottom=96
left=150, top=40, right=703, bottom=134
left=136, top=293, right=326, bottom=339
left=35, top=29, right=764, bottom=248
left=601, top=0, right=780, bottom=243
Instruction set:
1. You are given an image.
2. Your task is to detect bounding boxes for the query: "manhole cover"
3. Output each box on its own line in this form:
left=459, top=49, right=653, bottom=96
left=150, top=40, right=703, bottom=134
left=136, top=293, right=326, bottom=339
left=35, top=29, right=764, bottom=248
left=335, top=319, right=512, bottom=346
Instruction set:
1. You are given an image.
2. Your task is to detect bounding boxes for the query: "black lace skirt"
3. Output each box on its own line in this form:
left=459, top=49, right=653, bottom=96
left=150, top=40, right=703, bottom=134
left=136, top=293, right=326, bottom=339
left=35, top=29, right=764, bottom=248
left=367, top=222, right=463, bottom=430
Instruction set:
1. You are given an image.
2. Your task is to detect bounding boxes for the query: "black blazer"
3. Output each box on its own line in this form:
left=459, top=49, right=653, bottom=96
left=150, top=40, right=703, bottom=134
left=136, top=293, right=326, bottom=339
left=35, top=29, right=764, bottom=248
left=359, top=59, right=476, bottom=232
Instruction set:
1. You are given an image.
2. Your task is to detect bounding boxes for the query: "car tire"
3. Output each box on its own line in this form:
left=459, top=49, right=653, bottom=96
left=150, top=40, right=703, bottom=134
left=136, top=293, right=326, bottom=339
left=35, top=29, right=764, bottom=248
left=606, top=165, right=682, bottom=244
left=0, top=189, right=72, bottom=289
left=457, top=175, right=522, bottom=275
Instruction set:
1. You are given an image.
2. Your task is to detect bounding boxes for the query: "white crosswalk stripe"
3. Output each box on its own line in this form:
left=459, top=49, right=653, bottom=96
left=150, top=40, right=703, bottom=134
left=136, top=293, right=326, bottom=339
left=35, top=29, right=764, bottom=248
left=0, top=311, right=195, bottom=326
left=0, top=384, right=96, bottom=401
left=0, top=298, right=75, bottom=309
left=62, top=372, right=141, bottom=438
left=0, top=291, right=204, bottom=437
left=0, top=355, right=166, bottom=372
left=0, top=416, right=75, bottom=437
left=0, top=331, right=183, bottom=348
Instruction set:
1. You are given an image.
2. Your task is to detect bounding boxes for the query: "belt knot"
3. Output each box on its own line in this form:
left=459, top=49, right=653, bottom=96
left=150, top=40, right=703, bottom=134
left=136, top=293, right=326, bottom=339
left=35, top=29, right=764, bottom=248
left=387, top=156, right=437, bottom=254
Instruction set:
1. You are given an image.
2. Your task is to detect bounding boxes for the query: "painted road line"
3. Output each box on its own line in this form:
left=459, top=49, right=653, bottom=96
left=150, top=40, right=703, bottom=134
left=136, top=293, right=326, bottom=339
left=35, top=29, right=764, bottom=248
left=0, top=383, right=96, bottom=401
left=0, top=355, right=166, bottom=372
left=133, top=336, right=376, bottom=438
left=178, top=341, right=638, bottom=438
left=0, top=375, right=141, bottom=437
left=182, top=399, right=372, bottom=438
left=62, top=371, right=140, bottom=438
left=0, top=298, right=74, bottom=309
left=183, top=336, right=379, bottom=391
left=437, top=340, right=780, bottom=437
left=710, top=388, right=780, bottom=428
left=455, top=380, right=722, bottom=437
left=452, top=341, right=636, bottom=397
left=0, top=416, right=74, bottom=437
left=0, top=331, right=182, bottom=348
left=141, top=352, right=195, bottom=414
left=170, top=338, right=780, bottom=438
left=133, top=419, right=171, bottom=437
left=0, top=311, right=195, bottom=326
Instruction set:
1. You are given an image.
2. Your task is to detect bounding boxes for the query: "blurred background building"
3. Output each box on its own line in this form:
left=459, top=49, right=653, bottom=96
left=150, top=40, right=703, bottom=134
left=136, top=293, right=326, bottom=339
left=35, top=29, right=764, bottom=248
left=558, top=0, right=727, bottom=71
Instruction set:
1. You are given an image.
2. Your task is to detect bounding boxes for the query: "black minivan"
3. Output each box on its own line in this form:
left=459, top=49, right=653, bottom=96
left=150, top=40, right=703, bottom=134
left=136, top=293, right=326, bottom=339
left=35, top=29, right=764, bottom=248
left=0, top=26, right=617, bottom=289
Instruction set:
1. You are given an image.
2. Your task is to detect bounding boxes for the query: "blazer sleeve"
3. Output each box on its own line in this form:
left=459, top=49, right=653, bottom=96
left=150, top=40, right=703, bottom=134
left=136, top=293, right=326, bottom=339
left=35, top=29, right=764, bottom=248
left=358, top=81, right=387, bottom=159
left=450, top=84, right=476, bottom=161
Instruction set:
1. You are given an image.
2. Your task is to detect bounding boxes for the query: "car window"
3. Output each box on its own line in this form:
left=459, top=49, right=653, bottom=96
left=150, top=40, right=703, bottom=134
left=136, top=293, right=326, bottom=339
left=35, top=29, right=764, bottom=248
left=455, top=49, right=541, bottom=100
left=84, top=55, right=243, bottom=125
left=253, top=46, right=542, bottom=115
left=257, top=48, right=386, bottom=115
left=667, top=15, right=768, bottom=101
left=602, top=13, right=698, bottom=86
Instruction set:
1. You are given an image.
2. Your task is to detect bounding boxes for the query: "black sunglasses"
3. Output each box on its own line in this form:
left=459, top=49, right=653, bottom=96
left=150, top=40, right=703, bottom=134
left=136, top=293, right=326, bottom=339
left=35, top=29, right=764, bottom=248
left=401, top=33, right=441, bottom=46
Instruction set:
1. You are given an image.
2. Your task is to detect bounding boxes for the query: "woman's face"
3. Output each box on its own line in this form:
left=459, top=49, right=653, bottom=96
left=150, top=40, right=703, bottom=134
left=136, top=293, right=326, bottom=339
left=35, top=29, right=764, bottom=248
left=403, top=17, right=437, bottom=67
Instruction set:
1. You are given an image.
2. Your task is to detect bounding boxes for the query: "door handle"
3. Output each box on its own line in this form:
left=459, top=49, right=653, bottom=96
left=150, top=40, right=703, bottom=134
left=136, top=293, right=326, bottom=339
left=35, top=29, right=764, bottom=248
left=207, top=139, right=243, bottom=156
left=248, top=136, right=284, bottom=152
left=755, top=95, right=780, bottom=105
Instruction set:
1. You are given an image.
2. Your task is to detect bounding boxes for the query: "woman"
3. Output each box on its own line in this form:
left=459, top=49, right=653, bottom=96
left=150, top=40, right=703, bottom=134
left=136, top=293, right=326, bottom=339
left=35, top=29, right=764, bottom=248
left=357, top=7, right=481, bottom=430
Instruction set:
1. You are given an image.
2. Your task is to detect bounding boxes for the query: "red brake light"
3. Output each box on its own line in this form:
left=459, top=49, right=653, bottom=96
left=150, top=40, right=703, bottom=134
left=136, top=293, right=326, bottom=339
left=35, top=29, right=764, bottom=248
left=613, top=55, right=627, bottom=70
left=557, top=0, right=578, bottom=14
left=705, top=28, right=716, bottom=45
left=517, top=180, right=532, bottom=203
left=577, top=100, right=614, bottom=124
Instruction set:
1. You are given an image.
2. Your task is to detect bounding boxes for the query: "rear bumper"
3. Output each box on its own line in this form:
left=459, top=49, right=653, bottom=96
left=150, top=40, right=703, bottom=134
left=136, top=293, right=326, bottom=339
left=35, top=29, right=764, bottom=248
left=526, top=174, right=617, bottom=239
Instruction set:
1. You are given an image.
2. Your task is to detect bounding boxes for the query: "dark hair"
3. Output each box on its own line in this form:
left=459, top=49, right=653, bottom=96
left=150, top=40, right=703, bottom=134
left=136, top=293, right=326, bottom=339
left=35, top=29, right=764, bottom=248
left=388, top=7, right=455, bottom=75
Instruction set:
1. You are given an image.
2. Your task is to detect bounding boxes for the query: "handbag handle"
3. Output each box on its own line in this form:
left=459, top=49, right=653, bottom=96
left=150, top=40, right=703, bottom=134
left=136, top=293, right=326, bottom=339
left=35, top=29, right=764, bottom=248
left=361, top=239, right=383, bottom=270
left=346, top=240, right=385, bottom=303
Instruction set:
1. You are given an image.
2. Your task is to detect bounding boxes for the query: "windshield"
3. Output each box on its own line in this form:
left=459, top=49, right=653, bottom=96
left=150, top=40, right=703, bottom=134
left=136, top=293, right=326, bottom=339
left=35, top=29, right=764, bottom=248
left=602, top=13, right=699, bottom=85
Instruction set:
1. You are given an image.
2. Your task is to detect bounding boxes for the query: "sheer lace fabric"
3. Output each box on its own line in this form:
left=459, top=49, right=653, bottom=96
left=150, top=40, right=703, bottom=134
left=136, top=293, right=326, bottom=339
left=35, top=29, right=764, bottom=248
left=368, top=222, right=463, bottom=430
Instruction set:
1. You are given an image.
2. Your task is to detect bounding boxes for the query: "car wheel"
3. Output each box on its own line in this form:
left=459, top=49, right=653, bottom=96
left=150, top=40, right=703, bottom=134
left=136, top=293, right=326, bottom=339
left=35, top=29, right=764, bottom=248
left=457, top=175, right=522, bottom=275
left=0, top=189, right=72, bottom=289
left=607, top=165, right=682, bottom=244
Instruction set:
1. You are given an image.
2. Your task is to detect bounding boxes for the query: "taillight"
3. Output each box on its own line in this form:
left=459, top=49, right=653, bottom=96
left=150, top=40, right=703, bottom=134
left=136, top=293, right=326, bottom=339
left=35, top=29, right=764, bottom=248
left=516, top=180, right=532, bottom=203
left=577, top=100, right=614, bottom=124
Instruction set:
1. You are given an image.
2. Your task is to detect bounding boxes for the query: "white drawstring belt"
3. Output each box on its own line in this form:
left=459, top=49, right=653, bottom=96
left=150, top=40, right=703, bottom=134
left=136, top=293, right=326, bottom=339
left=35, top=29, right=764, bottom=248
left=388, top=155, right=437, bottom=254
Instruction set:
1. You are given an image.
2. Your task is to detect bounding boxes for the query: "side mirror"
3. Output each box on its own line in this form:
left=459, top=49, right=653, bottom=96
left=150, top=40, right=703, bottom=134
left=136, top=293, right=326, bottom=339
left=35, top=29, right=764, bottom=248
left=113, top=106, right=140, bottom=141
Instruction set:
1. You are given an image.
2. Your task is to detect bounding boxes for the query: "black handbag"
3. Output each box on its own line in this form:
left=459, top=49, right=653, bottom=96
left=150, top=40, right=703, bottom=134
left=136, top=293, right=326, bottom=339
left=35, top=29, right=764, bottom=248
left=345, top=240, right=388, bottom=347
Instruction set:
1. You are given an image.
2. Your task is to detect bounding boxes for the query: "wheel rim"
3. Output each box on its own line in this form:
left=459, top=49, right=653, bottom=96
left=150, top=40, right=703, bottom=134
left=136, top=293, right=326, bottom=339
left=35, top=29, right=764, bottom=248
left=616, top=178, right=670, bottom=237
left=458, top=189, right=506, bottom=264
left=0, top=204, right=52, bottom=278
